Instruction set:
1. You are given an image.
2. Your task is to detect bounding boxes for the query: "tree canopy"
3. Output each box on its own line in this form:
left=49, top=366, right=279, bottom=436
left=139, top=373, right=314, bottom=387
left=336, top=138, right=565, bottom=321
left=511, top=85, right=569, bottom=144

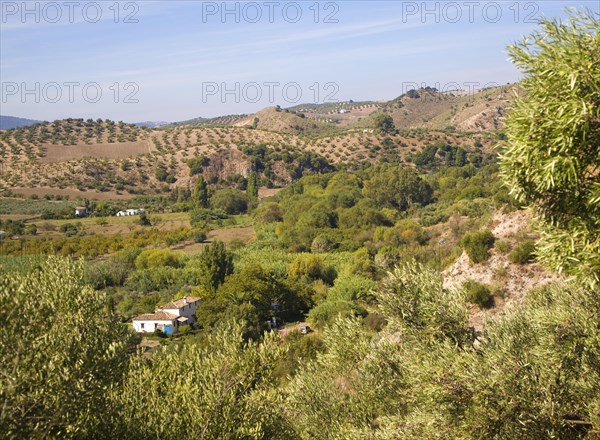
left=364, top=165, right=433, bottom=211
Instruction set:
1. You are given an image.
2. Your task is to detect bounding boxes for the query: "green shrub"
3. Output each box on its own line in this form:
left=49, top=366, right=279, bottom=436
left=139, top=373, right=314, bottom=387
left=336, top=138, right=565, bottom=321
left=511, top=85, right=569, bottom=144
left=95, top=217, right=109, bottom=226
left=210, top=189, right=248, bottom=215
left=189, top=208, right=228, bottom=227
left=254, top=202, right=283, bottom=223
left=363, top=312, right=387, bottom=332
left=0, top=257, right=134, bottom=437
left=138, top=213, right=151, bottom=226
left=307, top=300, right=360, bottom=328
left=462, top=280, right=493, bottom=308
left=153, top=328, right=166, bottom=338
left=310, top=235, right=337, bottom=253
left=193, top=230, right=207, bottom=243
left=289, top=254, right=337, bottom=285
left=178, top=324, right=191, bottom=334
left=495, top=239, right=512, bottom=254
left=135, top=249, right=182, bottom=270
left=460, top=230, right=495, bottom=263
left=328, top=271, right=375, bottom=303
left=508, top=240, right=536, bottom=264
left=273, top=331, right=324, bottom=380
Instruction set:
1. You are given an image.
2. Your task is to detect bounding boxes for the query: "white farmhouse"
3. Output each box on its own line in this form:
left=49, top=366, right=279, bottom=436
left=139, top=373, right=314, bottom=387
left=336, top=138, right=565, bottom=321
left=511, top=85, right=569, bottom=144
left=132, top=296, right=200, bottom=335
left=74, top=206, right=89, bottom=217
left=116, top=208, right=146, bottom=217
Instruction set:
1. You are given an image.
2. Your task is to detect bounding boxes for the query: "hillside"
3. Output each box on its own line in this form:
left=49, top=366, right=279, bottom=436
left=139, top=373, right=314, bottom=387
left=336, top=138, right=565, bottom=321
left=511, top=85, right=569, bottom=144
left=134, top=121, right=170, bottom=128
left=164, top=85, right=514, bottom=133
left=442, top=209, right=562, bottom=332
left=169, top=114, right=248, bottom=128
left=0, top=85, right=515, bottom=200
left=378, top=84, right=517, bottom=131
left=0, top=115, right=498, bottom=199
left=0, top=85, right=509, bottom=201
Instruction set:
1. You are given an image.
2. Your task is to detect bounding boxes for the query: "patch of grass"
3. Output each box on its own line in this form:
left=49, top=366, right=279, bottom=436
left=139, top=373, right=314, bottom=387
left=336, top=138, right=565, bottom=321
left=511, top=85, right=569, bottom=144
left=508, top=240, right=536, bottom=264
left=495, top=239, right=512, bottom=254
left=0, top=197, right=72, bottom=215
left=493, top=264, right=508, bottom=278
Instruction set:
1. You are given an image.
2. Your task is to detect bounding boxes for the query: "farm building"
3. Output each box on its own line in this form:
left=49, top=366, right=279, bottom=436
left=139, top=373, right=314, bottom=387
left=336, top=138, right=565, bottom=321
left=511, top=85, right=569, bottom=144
left=132, top=296, right=200, bottom=334
left=116, top=208, right=145, bottom=217
left=74, top=206, right=89, bottom=217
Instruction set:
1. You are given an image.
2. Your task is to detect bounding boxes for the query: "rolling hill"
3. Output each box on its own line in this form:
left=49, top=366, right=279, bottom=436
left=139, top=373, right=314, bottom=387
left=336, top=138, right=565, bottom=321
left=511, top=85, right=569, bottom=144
left=166, top=84, right=515, bottom=133
left=0, top=85, right=512, bottom=200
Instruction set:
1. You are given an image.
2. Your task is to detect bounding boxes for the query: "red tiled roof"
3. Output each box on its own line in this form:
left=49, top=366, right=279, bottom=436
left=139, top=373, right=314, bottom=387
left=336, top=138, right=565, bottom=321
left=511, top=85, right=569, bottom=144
left=160, top=296, right=200, bottom=310
left=133, top=311, right=178, bottom=321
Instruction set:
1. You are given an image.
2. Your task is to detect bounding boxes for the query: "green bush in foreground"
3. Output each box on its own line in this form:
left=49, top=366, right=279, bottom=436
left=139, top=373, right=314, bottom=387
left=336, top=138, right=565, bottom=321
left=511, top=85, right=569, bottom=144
left=0, top=257, right=134, bottom=438
left=500, top=9, right=600, bottom=285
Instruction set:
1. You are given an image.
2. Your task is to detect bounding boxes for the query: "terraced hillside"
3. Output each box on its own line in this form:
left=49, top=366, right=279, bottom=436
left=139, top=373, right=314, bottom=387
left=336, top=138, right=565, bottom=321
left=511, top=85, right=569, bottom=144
left=0, top=85, right=511, bottom=199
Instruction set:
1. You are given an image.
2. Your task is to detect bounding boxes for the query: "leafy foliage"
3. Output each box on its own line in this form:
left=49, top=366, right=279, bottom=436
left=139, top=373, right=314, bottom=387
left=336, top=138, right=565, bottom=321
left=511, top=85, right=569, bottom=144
left=373, top=114, right=395, bottom=134
left=364, top=165, right=433, bottom=211
left=2, top=11, right=599, bottom=440
left=192, top=175, right=209, bottom=209
left=377, top=262, right=472, bottom=345
left=0, top=257, right=134, bottom=438
left=110, top=321, right=294, bottom=439
left=500, top=9, right=600, bottom=284
left=192, top=240, right=234, bottom=290
left=211, top=189, right=248, bottom=214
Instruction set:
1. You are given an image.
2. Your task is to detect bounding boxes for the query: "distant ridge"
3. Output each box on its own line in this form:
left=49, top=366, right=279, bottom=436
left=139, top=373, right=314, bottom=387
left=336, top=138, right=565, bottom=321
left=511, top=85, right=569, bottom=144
left=133, top=121, right=170, bottom=128
left=0, top=115, right=42, bottom=130
left=168, top=114, right=248, bottom=127
left=2, top=84, right=516, bottom=133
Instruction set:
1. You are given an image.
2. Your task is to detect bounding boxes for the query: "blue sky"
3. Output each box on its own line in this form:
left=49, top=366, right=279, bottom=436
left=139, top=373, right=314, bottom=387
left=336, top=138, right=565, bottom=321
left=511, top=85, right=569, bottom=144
left=1, top=1, right=597, bottom=122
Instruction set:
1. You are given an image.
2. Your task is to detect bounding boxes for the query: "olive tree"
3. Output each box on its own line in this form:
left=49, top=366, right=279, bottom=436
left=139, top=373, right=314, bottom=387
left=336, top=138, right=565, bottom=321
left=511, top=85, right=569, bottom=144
left=500, top=10, right=600, bottom=285
left=111, top=321, right=295, bottom=439
left=0, top=257, right=134, bottom=438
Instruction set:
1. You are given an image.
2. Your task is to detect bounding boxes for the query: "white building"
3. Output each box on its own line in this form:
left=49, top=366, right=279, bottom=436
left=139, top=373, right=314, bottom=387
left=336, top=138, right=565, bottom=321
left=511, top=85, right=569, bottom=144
left=116, top=208, right=145, bottom=217
left=132, top=296, right=200, bottom=335
left=74, top=206, right=89, bottom=217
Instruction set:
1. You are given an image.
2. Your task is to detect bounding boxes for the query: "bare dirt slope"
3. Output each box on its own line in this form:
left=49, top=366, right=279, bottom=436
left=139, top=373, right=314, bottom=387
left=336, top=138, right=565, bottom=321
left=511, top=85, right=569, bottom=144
left=381, top=84, right=516, bottom=131
left=40, top=140, right=155, bottom=163
left=443, top=209, right=562, bottom=331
